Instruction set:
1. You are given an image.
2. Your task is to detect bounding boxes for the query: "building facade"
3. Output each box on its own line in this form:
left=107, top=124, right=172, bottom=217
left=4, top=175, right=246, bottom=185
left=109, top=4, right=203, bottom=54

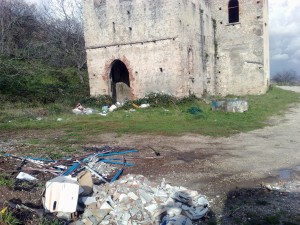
left=82, top=0, right=269, bottom=102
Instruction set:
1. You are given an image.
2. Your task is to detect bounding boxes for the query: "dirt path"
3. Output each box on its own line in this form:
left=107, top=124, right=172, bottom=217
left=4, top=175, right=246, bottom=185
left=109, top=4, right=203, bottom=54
left=98, top=86, right=300, bottom=194
left=98, top=86, right=300, bottom=223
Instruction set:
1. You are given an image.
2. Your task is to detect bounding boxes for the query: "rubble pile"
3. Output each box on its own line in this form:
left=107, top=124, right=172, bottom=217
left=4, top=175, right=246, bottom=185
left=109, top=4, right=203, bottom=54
left=1, top=146, right=209, bottom=225
left=77, top=174, right=209, bottom=225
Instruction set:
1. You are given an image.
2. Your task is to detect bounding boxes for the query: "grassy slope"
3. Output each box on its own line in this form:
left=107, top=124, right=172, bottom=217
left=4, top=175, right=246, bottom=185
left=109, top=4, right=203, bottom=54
left=0, top=87, right=299, bottom=139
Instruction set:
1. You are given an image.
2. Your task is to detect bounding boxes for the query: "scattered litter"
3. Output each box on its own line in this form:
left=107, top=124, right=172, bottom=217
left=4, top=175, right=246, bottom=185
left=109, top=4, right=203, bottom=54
left=109, top=104, right=117, bottom=112
left=187, top=106, right=203, bottom=116
left=72, top=103, right=99, bottom=115
left=102, top=106, right=108, bottom=114
left=1, top=207, right=7, bottom=214
left=132, top=103, right=140, bottom=108
left=16, top=172, right=38, bottom=181
left=57, top=118, right=63, bottom=121
left=140, top=103, right=150, bottom=108
left=72, top=103, right=86, bottom=114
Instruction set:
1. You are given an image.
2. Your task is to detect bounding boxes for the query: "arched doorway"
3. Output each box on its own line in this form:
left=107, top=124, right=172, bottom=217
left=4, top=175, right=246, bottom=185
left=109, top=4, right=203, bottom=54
left=110, top=60, right=131, bottom=103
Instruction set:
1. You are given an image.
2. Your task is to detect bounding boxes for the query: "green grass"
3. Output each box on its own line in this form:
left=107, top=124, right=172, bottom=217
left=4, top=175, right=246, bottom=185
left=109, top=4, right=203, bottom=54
left=0, top=174, right=15, bottom=188
left=0, top=209, right=20, bottom=225
left=0, top=87, right=299, bottom=139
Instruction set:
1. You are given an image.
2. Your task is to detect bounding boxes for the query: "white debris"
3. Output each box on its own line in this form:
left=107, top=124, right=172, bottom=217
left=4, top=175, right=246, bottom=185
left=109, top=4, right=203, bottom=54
left=72, top=103, right=98, bottom=115
left=140, top=103, right=150, bottom=108
left=109, top=105, right=117, bottom=112
left=77, top=175, right=209, bottom=225
left=16, top=172, right=38, bottom=181
left=80, top=197, right=97, bottom=206
left=44, top=176, right=80, bottom=213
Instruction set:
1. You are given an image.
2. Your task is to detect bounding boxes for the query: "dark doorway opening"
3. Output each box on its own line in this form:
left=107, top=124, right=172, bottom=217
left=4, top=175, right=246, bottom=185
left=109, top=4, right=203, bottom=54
left=228, top=0, right=239, bottom=23
left=110, top=60, right=130, bottom=103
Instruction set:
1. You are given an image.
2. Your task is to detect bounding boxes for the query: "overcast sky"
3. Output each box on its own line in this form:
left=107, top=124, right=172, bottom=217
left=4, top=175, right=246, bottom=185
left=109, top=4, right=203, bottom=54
left=26, top=0, right=299, bottom=76
left=269, top=0, right=300, bottom=75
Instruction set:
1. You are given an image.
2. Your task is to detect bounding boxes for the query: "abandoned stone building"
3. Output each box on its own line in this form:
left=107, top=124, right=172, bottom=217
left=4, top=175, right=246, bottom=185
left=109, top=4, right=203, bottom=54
left=82, top=0, right=270, bottom=103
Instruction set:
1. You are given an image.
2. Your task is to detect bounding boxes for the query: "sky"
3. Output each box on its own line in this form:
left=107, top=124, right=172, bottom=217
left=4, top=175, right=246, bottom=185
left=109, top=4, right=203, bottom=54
left=26, top=0, right=299, bottom=76
left=269, top=0, right=300, bottom=75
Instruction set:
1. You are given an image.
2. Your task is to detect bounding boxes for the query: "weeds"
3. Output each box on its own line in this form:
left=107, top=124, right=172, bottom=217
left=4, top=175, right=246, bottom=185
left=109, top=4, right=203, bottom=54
left=0, top=174, right=14, bottom=188
left=38, top=217, right=63, bottom=225
left=0, top=208, right=20, bottom=225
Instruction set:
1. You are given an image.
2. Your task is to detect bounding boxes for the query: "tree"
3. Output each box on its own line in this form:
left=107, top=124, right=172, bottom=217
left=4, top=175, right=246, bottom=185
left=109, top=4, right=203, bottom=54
left=38, top=0, right=86, bottom=82
left=0, top=0, right=86, bottom=77
left=272, top=70, right=299, bottom=85
left=0, top=0, right=37, bottom=57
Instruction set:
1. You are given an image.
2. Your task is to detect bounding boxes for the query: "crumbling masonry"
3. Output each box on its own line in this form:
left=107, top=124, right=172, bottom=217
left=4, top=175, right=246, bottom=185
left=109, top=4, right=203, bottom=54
left=82, top=0, right=270, bottom=103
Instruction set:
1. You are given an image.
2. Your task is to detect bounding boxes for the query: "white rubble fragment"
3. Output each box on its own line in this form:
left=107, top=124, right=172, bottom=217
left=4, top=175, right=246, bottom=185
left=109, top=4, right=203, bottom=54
left=265, top=184, right=273, bottom=191
left=197, top=196, right=209, bottom=206
left=139, top=189, right=153, bottom=203
left=145, top=204, right=158, bottom=216
left=80, top=197, right=97, bottom=206
left=16, top=172, right=37, bottom=181
left=128, top=192, right=139, bottom=200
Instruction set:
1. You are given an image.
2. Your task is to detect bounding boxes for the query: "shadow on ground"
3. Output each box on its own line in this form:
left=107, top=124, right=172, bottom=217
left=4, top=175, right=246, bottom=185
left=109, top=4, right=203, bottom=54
left=220, top=187, right=300, bottom=225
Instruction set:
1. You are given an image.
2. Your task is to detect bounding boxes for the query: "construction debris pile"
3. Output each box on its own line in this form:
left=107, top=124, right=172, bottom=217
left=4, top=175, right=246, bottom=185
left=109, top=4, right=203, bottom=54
left=77, top=174, right=209, bottom=225
left=1, top=146, right=209, bottom=225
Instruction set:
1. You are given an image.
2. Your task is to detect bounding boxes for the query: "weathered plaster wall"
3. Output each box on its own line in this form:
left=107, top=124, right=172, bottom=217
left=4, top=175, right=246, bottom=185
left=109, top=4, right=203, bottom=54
left=86, top=39, right=184, bottom=98
left=210, top=0, right=270, bottom=96
left=83, top=0, right=188, bottom=98
left=176, top=0, right=214, bottom=97
left=83, top=0, right=270, bottom=100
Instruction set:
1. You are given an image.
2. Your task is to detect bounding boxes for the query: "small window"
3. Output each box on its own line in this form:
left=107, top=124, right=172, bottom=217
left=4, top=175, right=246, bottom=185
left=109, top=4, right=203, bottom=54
left=228, top=0, right=239, bottom=23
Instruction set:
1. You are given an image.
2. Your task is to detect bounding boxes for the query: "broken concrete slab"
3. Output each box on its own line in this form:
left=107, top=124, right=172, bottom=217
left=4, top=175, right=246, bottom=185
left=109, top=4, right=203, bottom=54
left=211, top=99, right=248, bottom=113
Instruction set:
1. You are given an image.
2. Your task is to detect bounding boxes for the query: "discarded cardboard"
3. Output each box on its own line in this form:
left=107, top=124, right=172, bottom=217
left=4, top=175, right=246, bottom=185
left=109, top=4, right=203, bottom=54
left=78, top=171, right=93, bottom=195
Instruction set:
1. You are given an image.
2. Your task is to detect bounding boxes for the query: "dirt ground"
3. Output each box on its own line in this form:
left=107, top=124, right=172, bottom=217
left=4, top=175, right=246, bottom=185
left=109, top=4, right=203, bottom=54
left=0, top=86, right=300, bottom=224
